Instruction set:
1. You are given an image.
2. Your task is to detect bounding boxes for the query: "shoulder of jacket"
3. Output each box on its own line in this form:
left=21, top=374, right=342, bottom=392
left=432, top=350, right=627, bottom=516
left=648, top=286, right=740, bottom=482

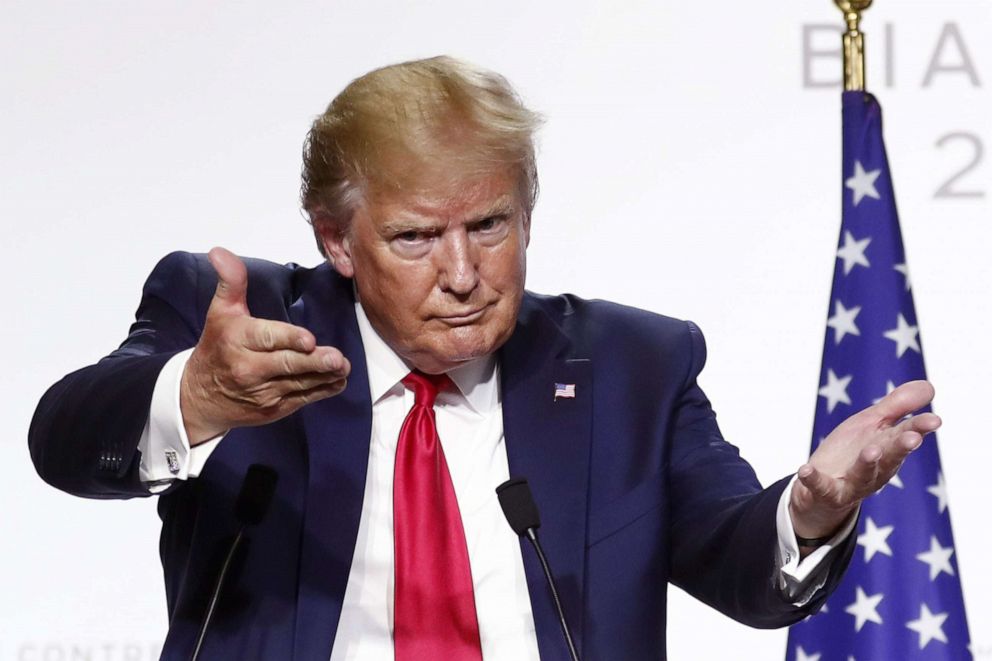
left=522, top=291, right=707, bottom=376
left=524, top=290, right=694, bottom=339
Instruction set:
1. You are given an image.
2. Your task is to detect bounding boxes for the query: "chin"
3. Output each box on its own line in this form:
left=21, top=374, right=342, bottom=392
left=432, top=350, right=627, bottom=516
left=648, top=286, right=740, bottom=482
left=451, top=326, right=507, bottom=355
left=437, top=344, right=491, bottom=367
left=405, top=315, right=515, bottom=369
left=415, top=335, right=496, bottom=371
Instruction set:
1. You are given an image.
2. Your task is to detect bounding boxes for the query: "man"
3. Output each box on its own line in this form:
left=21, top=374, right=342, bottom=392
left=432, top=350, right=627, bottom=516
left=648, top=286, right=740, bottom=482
left=30, top=56, right=939, bottom=660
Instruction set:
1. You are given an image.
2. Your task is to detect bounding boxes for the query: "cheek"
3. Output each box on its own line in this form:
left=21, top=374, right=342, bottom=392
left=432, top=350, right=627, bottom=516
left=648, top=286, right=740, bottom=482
left=360, top=252, right=435, bottom=307
left=483, top=243, right=527, bottom=291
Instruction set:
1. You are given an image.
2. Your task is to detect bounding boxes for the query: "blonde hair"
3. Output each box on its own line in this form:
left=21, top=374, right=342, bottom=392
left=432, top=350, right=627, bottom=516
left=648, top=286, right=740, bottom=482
left=301, top=55, right=543, bottom=255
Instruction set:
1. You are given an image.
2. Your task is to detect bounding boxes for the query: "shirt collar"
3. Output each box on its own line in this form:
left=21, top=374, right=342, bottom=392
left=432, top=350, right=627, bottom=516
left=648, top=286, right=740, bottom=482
left=354, top=301, right=499, bottom=414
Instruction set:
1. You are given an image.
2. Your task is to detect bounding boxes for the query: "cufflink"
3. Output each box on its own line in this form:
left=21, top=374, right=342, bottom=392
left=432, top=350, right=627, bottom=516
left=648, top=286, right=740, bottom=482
left=165, top=450, right=180, bottom=475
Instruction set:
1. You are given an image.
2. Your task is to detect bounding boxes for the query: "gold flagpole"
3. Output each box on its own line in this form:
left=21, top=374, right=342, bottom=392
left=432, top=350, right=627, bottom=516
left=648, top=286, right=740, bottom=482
left=834, top=0, right=872, bottom=91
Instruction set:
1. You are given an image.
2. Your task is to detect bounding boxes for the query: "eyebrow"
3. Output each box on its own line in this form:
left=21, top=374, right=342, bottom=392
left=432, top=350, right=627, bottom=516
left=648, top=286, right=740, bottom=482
left=380, top=196, right=516, bottom=234
left=471, top=197, right=515, bottom=221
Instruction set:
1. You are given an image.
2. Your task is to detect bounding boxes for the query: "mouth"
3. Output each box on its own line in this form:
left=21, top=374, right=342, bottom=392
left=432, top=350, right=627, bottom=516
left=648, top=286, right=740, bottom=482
left=435, top=305, right=491, bottom=326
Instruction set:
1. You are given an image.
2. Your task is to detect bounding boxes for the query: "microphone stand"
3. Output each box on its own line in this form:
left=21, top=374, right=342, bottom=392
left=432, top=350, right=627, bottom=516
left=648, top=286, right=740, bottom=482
left=525, top=527, right=580, bottom=661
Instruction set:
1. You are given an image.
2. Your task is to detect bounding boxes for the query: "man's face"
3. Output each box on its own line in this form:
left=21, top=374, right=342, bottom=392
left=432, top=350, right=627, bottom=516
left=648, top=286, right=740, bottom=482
left=318, top=168, right=529, bottom=374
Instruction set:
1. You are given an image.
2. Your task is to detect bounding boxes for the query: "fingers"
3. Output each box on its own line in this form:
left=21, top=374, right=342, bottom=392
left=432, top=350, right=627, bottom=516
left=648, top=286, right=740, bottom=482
left=873, top=380, right=936, bottom=423
left=186, top=249, right=352, bottom=439
left=847, top=444, right=883, bottom=493
left=800, top=442, right=881, bottom=505
left=208, top=247, right=250, bottom=316
left=901, top=411, right=942, bottom=439
left=242, top=318, right=317, bottom=352
left=253, top=347, right=349, bottom=378
left=281, top=380, right=350, bottom=409
left=224, top=348, right=350, bottom=404
left=228, top=372, right=349, bottom=411
left=878, top=412, right=940, bottom=465
left=228, top=350, right=350, bottom=393
left=795, top=382, right=942, bottom=533
left=272, top=371, right=349, bottom=392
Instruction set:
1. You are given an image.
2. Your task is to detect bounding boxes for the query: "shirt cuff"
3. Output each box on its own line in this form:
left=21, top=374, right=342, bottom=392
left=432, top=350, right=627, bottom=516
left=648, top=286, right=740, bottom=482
left=137, top=349, right=225, bottom=493
left=775, top=474, right=859, bottom=606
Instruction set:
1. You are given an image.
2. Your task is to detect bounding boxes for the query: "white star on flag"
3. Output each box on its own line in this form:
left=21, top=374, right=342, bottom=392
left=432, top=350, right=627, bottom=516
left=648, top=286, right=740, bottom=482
left=882, top=313, right=921, bottom=358
left=893, top=263, right=911, bottom=291
left=927, top=471, right=949, bottom=514
left=845, top=160, right=883, bottom=206
left=795, top=646, right=821, bottom=661
left=845, top=586, right=884, bottom=632
left=818, top=369, right=852, bottom=413
left=916, top=535, right=956, bottom=581
left=827, top=300, right=862, bottom=345
left=836, top=231, right=872, bottom=276
left=906, top=603, right=949, bottom=650
left=856, top=517, right=894, bottom=562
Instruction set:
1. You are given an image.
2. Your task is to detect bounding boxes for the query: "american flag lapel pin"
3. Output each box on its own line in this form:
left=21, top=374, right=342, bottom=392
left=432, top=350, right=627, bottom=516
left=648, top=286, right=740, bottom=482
left=554, top=383, right=576, bottom=401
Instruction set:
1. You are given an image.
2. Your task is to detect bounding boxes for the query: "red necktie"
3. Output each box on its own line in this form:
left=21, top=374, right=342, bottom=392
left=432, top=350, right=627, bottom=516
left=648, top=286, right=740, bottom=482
left=393, top=371, right=483, bottom=661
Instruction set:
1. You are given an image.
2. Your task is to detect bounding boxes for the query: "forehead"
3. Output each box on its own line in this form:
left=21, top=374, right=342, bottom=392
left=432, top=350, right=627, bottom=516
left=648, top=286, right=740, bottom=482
left=366, top=169, right=520, bottom=224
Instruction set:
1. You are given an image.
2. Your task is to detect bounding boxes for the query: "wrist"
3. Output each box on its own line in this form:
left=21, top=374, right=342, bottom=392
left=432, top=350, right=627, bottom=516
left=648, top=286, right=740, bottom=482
left=788, top=499, right=857, bottom=541
left=179, top=361, right=226, bottom=446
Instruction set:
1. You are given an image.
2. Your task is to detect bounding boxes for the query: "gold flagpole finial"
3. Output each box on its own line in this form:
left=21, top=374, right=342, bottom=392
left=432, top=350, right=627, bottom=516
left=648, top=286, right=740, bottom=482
left=834, top=0, right=872, bottom=91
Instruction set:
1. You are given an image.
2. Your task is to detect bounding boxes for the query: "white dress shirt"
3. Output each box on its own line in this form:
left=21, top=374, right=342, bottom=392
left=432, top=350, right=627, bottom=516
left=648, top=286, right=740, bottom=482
left=137, top=303, right=854, bottom=658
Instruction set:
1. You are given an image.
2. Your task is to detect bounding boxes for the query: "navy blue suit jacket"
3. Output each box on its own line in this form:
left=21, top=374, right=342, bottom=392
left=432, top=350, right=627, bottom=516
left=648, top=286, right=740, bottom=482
left=30, top=252, right=852, bottom=660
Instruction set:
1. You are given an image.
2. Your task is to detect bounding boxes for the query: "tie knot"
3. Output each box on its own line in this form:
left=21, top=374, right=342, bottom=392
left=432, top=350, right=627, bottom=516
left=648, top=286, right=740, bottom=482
left=402, top=370, right=452, bottom=408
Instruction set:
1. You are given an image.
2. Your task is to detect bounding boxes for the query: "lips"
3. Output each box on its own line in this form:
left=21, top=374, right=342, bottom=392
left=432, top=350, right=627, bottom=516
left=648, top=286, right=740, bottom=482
left=436, top=305, right=490, bottom=325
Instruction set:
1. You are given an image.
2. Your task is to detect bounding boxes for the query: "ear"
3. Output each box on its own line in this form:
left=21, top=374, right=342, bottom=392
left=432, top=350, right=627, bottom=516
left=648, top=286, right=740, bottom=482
left=316, top=220, right=356, bottom=278
left=523, top=213, right=531, bottom=248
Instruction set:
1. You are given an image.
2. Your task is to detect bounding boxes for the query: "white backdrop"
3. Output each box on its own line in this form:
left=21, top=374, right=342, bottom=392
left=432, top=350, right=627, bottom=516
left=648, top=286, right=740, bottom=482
left=2, top=1, right=989, bottom=659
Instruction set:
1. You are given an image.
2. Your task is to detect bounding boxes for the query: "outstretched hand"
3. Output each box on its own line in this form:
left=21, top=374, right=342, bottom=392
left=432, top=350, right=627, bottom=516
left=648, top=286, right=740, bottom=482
left=180, top=247, right=350, bottom=445
left=789, top=380, right=941, bottom=542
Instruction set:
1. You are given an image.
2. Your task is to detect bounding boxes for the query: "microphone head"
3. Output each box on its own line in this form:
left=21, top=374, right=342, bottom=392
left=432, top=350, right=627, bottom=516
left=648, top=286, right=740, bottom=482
left=235, top=464, right=279, bottom=526
left=496, top=478, right=541, bottom=536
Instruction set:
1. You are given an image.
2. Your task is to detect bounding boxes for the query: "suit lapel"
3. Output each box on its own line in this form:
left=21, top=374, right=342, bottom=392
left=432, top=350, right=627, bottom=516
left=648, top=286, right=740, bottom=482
left=500, top=296, right=592, bottom=660
left=290, top=267, right=373, bottom=660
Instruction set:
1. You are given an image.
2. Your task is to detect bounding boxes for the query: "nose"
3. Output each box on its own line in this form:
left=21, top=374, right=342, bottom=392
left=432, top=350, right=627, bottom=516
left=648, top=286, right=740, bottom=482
left=437, top=230, right=480, bottom=296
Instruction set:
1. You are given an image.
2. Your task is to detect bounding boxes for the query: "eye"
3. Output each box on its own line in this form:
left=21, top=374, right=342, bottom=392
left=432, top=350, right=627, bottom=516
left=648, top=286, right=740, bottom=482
left=473, top=216, right=505, bottom=233
left=395, top=230, right=422, bottom=243
left=389, top=228, right=435, bottom=259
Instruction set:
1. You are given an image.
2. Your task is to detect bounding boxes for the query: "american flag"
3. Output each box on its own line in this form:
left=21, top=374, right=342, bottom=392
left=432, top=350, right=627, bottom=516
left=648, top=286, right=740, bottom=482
left=785, top=92, right=972, bottom=660
left=554, top=383, right=575, bottom=400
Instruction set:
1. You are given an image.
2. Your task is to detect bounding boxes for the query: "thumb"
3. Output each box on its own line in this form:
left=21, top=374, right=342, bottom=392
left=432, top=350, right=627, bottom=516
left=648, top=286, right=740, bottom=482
left=207, top=246, right=249, bottom=316
left=797, top=464, right=830, bottom=500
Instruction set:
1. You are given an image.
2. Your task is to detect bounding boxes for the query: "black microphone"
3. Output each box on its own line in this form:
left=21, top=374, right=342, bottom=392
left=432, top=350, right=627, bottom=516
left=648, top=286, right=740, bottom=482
left=496, top=478, right=580, bottom=661
left=191, top=464, right=279, bottom=661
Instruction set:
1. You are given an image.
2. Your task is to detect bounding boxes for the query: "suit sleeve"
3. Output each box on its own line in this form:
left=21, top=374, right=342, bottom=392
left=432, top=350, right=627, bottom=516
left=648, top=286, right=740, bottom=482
left=666, top=321, right=855, bottom=628
left=29, top=251, right=206, bottom=499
